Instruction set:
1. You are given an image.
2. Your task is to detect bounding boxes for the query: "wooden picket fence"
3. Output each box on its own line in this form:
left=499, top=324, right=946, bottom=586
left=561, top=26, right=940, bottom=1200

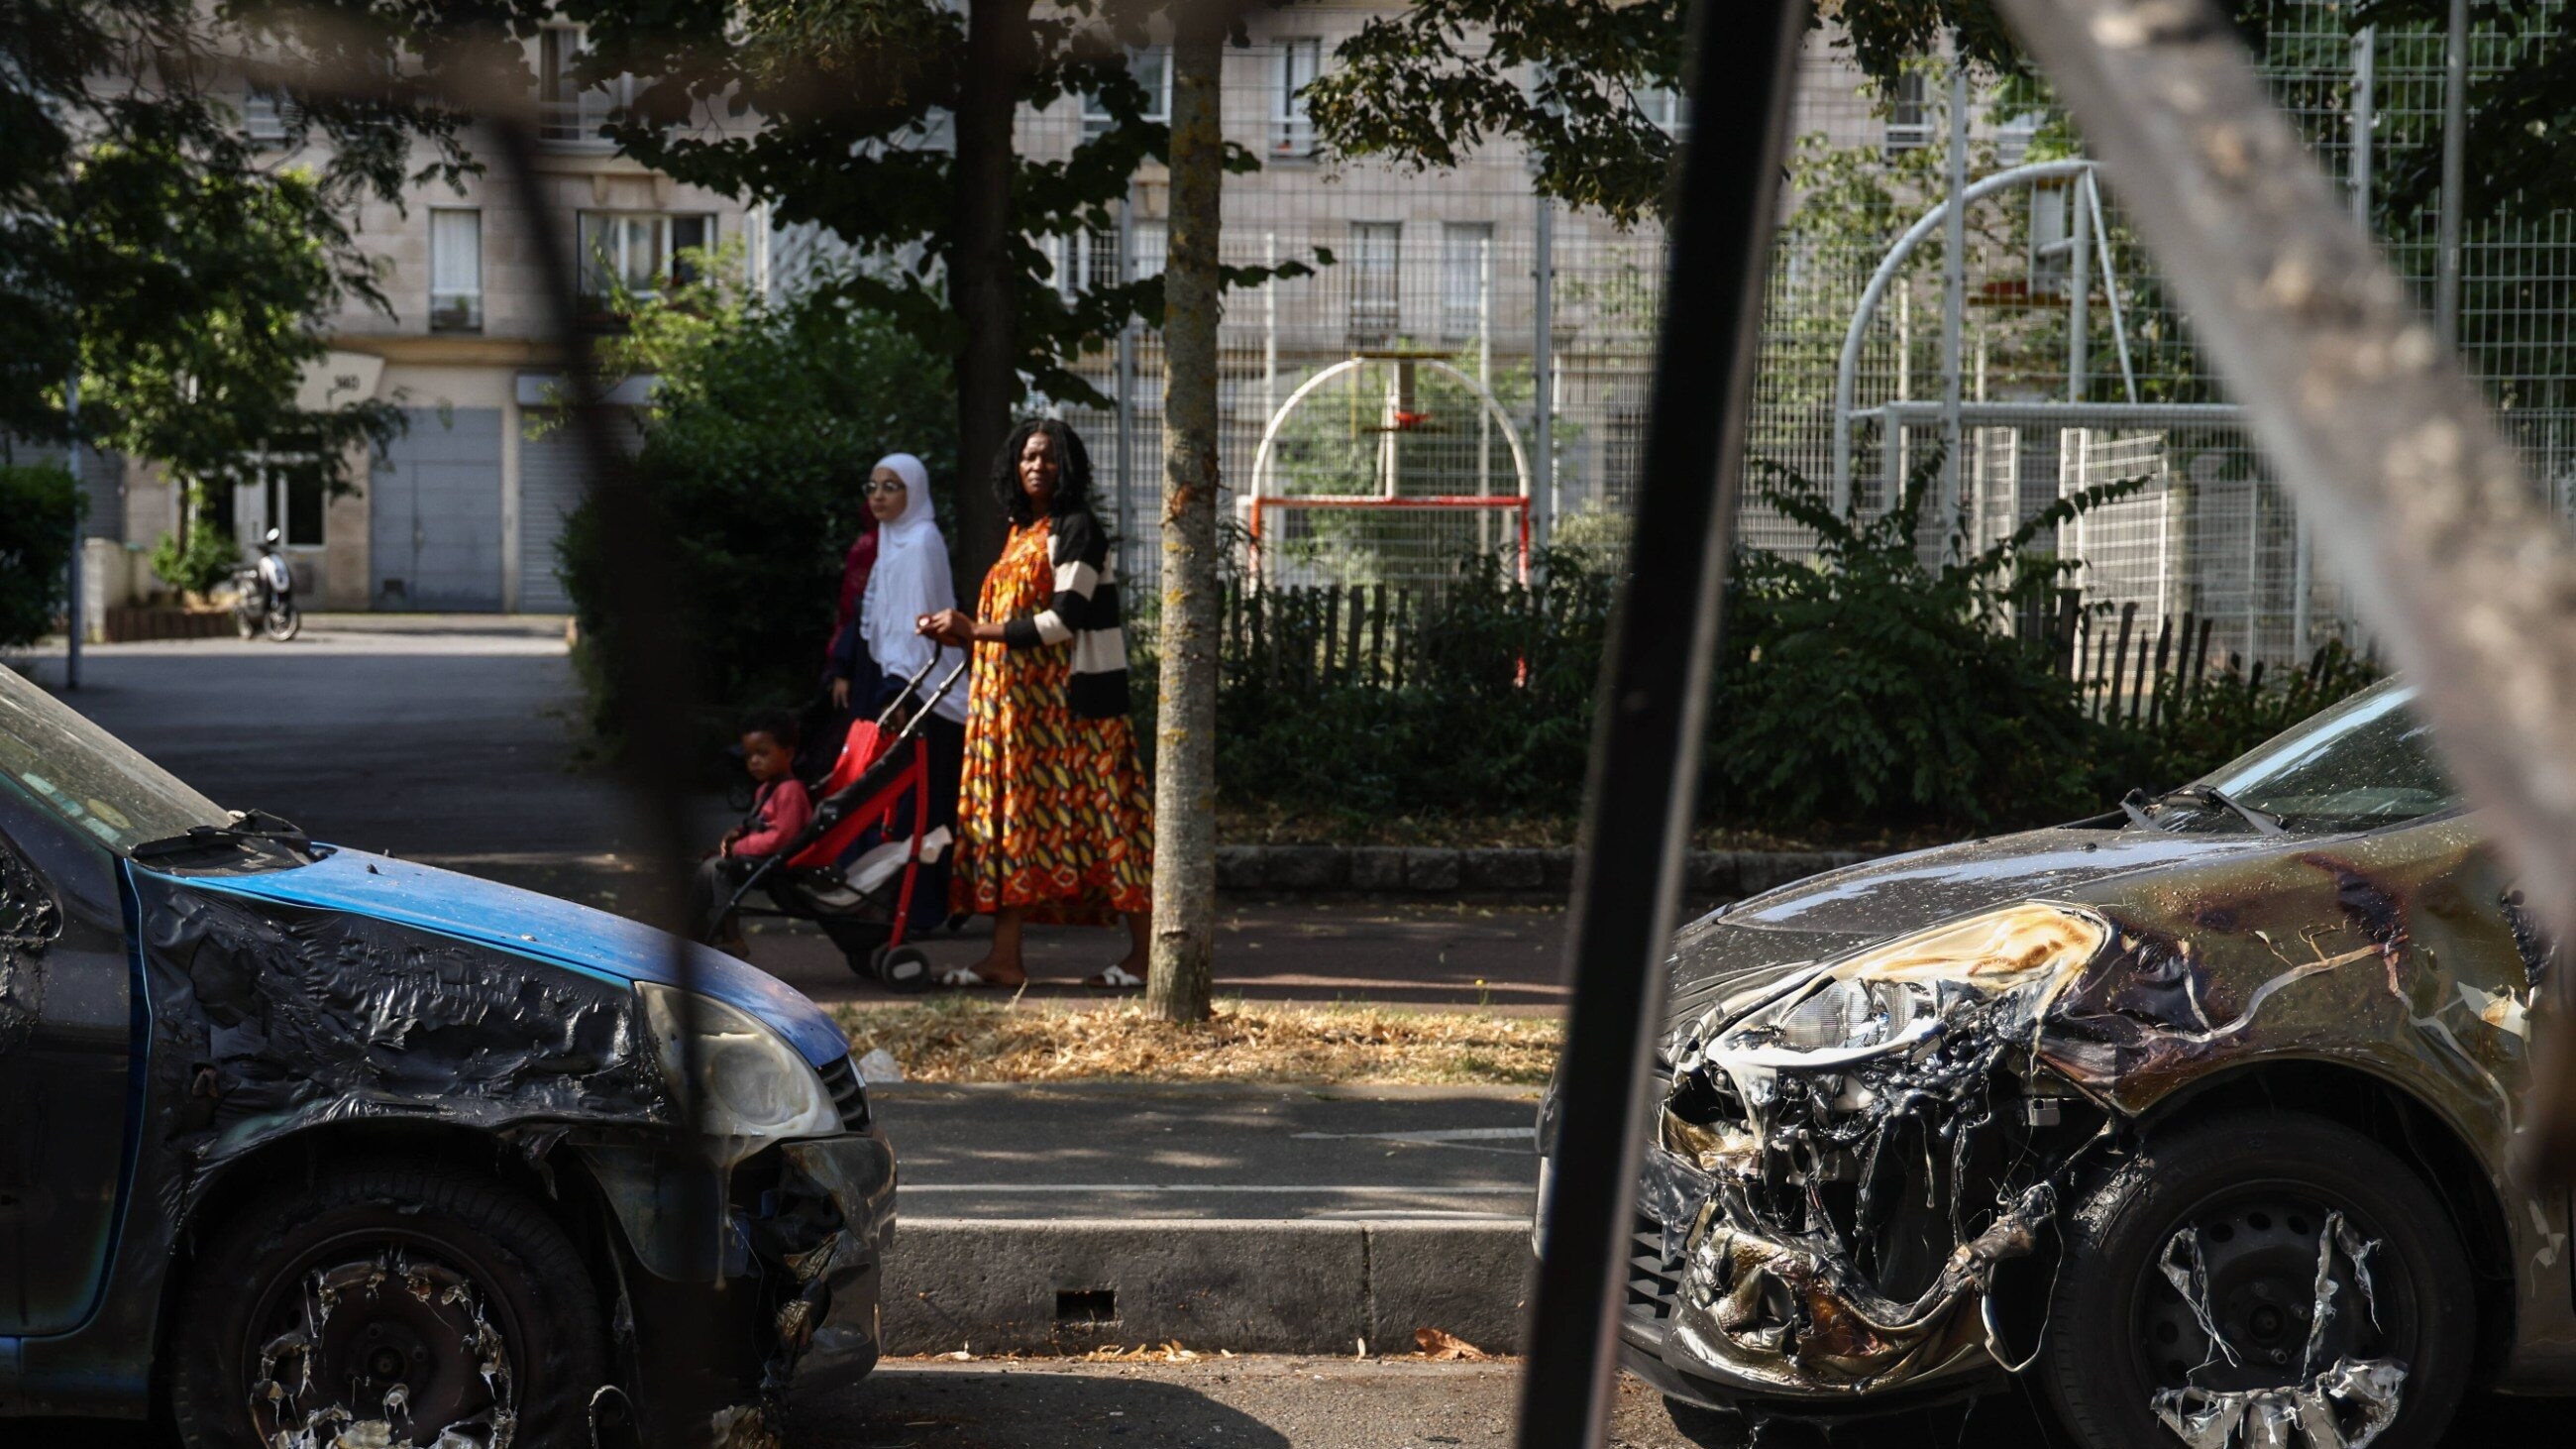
left=2040, top=592, right=2337, bottom=727
left=1222, top=583, right=1426, bottom=690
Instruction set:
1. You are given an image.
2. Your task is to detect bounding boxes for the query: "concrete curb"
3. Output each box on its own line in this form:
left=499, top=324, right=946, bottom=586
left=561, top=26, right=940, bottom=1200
left=1214, top=844, right=1877, bottom=901
left=883, top=1218, right=1535, bottom=1356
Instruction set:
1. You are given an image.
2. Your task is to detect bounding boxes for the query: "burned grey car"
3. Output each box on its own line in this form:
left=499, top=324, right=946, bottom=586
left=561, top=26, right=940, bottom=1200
left=0, top=666, right=892, bottom=1445
left=1556, top=678, right=2575, bottom=1449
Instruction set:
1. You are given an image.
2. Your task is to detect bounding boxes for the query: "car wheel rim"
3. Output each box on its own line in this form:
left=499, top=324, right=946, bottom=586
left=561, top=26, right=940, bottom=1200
left=245, top=1240, right=521, bottom=1448
left=2131, top=1187, right=2411, bottom=1444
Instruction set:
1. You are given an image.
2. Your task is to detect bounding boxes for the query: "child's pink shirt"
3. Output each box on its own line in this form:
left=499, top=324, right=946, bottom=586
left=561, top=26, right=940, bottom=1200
left=729, top=778, right=813, bottom=857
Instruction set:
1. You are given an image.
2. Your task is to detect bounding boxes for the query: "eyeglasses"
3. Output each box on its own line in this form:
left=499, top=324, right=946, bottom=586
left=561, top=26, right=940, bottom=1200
left=863, top=479, right=908, bottom=497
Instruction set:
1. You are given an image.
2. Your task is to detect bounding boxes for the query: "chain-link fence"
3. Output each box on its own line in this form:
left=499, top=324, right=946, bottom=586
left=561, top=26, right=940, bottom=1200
left=766, top=2, right=2568, bottom=670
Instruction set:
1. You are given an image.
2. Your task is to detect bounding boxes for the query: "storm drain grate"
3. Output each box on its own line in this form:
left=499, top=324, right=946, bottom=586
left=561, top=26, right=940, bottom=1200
left=1055, top=1288, right=1118, bottom=1326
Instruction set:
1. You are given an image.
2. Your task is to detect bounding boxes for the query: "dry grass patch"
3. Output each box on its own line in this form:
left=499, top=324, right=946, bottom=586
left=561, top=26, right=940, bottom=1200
left=833, top=996, right=1558, bottom=1085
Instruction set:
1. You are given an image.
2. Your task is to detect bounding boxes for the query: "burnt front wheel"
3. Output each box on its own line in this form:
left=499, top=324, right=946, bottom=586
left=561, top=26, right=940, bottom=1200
left=2040, top=1113, right=2474, bottom=1449
left=169, top=1161, right=607, bottom=1449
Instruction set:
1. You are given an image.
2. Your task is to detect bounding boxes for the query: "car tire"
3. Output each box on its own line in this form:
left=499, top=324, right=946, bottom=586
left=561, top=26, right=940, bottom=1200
left=168, top=1160, right=607, bottom=1449
left=2038, top=1111, right=2475, bottom=1449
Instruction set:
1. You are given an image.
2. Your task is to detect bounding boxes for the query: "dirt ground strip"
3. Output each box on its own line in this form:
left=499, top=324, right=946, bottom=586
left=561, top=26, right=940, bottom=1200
left=835, top=998, right=1560, bottom=1085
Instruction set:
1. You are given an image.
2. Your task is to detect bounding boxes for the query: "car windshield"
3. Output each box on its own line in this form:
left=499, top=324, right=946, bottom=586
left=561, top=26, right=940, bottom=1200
left=0, top=666, right=233, bottom=852
left=2194, top=677, right=2457, bottom=827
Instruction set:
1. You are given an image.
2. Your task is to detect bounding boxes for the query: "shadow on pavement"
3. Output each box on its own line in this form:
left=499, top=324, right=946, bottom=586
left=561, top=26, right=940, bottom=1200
left=793, top=1367, right=1293, bottom=1449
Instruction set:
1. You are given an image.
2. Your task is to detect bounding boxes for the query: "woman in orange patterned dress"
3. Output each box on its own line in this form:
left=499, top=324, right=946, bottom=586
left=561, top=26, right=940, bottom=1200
left=917, top=419, right=1154, bottom=987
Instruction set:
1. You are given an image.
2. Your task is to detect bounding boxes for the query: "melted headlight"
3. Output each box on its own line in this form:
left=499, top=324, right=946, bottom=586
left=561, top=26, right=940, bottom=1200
left=1703, top=902, right=2109, bottom=1070
left=638, top=982, right=841, bottom=1142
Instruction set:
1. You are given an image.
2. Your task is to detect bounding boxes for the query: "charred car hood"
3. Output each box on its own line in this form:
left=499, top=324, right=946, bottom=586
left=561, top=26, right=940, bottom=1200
left=157, top=845, right=850, bottom=1068
left=1669, top=825, right=2284, bottom=1018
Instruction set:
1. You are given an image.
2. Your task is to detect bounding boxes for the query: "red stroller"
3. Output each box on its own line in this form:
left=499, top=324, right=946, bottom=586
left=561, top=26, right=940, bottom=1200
left=706, top=655, right=967, bottom=990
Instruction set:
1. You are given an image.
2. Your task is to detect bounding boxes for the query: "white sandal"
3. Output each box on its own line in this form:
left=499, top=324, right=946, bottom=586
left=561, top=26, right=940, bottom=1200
left=936, top=966, right=995, bottom=989
left=1087, top=964, right=1146, bottom=989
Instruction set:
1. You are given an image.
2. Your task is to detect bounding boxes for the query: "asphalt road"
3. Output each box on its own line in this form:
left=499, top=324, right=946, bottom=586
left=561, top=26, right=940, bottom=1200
left=874, top=1082, right=1540, bottom=1220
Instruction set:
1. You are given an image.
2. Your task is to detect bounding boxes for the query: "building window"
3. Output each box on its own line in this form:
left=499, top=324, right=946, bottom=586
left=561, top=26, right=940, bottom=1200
left=1636, top=85, right=1688, bottom=138
left=1049, top=229, right=1120, bottom=298
left=578, top=212, right=712, bottom=310
left=1081, top=48, right=1170, bottom=140
left=243, top=85, right=292, bottom=146
left=1884, top=70, right=1931, bottom=154
left=1129, top=219, right=1166, bottom=281
left=430, top=208, right=483, bottom=333
left=1273, top=39, right=1323, bottom=158
left=1347, top=221, right=1400, bottom=345
left=1441, top=223, right=1494, bottom=342
left=540, top=27, right=633, bottom=148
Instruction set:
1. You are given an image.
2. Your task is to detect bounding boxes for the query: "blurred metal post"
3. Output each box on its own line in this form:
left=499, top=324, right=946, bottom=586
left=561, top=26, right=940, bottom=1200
left=2437, top=0, right=2466, bottom=350
left=1512, top=1, right=1805, bottom=1444
left=1532, top=193, right=1556, bottom=551
left=64, top=371, right=82, bottom=689
left=1986, top=0, right=2576, bottom=1185
left=483, top=106, right=727, bottom=1441
left=1941, top=52, right=1970, bottom=524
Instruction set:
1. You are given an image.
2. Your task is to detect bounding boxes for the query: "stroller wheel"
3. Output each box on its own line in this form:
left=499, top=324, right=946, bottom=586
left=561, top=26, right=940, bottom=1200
left=872, top=945, right=933, bottom=993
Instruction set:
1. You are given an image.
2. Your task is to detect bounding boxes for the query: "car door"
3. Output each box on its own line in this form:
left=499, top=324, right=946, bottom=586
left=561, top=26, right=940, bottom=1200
left=0, top=779, right=134, bottom=1335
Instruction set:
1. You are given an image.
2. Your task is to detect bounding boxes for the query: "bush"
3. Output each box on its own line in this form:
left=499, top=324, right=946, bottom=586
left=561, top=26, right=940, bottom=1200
left=1706, top=461, right=2133, bottom=831
left=558, top=272, right=954, bottom=749
left=1211, top=550, right=1614, bottom=820
left=147, top=508, right=241, bottom=597
left=0, top=465, right=79, bottom=645
left=1207, top=454, right=2386, bottom=840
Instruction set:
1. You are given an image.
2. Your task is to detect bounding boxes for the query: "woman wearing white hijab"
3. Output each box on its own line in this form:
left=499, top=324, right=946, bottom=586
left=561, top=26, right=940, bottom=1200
left=847, top=452, right=966, bottom=933
left=856, top=453, right=968, bottom=725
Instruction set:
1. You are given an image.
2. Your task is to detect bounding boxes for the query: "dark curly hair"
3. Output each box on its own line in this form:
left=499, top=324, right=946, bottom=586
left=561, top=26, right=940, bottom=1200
left=994, top=417, right=1095, bottom=527
left=739, top=707, right=801, bottom=750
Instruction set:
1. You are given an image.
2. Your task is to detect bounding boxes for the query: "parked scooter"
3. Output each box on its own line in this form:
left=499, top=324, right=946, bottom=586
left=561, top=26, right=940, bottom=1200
left=231, top=528, right=301, bottom=641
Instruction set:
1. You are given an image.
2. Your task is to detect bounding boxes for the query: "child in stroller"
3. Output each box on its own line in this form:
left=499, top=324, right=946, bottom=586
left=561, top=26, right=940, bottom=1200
left=698, top=656, right=967, bottom=989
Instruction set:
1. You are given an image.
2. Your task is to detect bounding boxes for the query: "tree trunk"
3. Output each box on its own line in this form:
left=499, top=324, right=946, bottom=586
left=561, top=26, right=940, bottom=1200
left=1143, top=9, right=1225, bottom=1024
left=948, top=0, right=1033, bottom=587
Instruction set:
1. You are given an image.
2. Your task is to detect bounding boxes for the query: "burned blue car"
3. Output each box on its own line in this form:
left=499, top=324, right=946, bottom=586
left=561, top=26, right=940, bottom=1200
left=0, top=666, right=892, bottom=1446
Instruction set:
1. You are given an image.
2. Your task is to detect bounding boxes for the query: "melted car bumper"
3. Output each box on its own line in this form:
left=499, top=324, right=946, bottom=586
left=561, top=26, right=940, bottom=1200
left=577, top=1128, right=897, bottom=1436
left=1628, top=1146, right=2035, bottom=1404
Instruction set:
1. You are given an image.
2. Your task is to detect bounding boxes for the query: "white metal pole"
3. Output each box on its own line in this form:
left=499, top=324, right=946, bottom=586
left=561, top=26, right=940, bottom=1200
left=1532, top=194, right=1555, bottom=548
left=2068, top=180, right=2091, bottom=402
left=65, top=370, right=83, bottom=688
left=1479, top=230, right=1494, bottom=553
left=1941, top=53, right=1970, bottom=540
left=1263, top=230, right=1279, bottom=419
left=2437, top=0, right=2466, bottom=351
left=1116, top=188, right=1138, bottom=587
left=2350, top=26, right=2375, bottom=227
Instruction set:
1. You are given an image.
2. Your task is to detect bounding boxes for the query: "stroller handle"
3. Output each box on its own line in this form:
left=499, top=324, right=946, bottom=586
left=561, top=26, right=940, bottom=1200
left=874, top=649, right=970, bottom=731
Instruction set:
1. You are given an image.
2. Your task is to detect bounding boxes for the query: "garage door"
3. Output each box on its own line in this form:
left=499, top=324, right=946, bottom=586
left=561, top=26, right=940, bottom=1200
left=516, top=427, right=587, bottom=614
left=371, top=407, right=503, bottom=611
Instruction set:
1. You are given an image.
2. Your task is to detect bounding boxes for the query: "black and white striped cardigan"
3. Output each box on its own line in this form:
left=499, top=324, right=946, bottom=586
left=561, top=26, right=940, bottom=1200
left=999, top=508, right=1130, bottom=720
